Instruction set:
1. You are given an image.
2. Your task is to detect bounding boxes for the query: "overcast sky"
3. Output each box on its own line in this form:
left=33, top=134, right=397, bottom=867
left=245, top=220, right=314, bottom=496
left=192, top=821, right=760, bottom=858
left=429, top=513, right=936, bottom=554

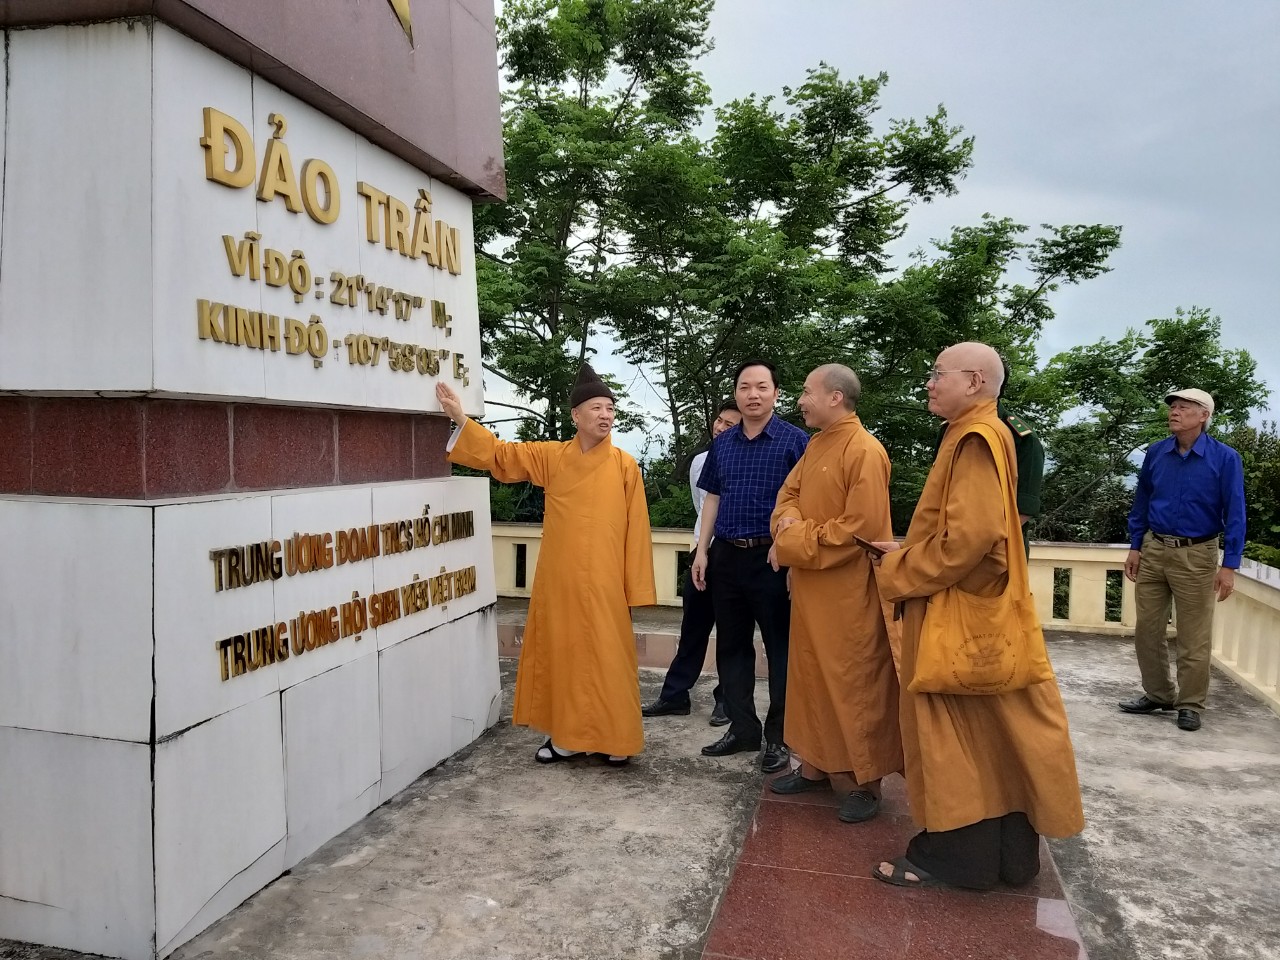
left=492, top=0, right=1280, bottom=449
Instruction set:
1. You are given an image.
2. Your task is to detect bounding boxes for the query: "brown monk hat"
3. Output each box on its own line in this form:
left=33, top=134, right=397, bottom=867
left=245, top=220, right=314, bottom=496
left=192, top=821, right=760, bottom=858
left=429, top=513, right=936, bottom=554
left=569, top=362, right=615, bottom=407
left=1165, top=388, right=1215, bottom=416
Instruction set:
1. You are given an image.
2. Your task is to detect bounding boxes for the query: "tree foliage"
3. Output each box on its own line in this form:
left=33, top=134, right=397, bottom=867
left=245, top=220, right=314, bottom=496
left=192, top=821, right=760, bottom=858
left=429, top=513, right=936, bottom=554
left=1031, top=308, right=1268, bottom=543
left=1219, top=420, right=1280, bottom=565
left=476, top=0, right=714, bottom=441
left=475, top=1, right=1271, bottom=543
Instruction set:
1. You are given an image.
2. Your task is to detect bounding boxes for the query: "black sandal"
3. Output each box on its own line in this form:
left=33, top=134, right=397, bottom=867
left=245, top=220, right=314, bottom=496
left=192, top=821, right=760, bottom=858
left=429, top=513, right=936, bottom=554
left=593, top=753, right=630, bottom=767
left=872, top=857, right=941, bottom=888
left=534, top=738, right=582, bottom=764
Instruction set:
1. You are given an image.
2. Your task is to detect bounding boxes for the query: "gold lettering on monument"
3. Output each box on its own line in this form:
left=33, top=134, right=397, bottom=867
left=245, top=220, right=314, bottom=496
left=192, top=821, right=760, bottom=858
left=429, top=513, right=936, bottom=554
left=208, top=505, right=480, bottom=681
left=196, top=108, right=471, bottom=384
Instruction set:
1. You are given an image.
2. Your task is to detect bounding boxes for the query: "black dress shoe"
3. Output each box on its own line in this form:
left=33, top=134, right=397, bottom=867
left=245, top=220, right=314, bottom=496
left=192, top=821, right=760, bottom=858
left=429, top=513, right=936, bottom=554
left=1118, top=695, right=1175, bottom=714
left=701, top=731, right=761, bottom=757
left=769, top=771, right=829, bottom=795
left=838, top=789, right=881, bottom=823
left=760, top=741, right=789, bottom=773
left=1177, top=708, right=1202, bottom=731
left=708, top=703, right=730, bottom=727
left=642, top=697, right=691, bottom=717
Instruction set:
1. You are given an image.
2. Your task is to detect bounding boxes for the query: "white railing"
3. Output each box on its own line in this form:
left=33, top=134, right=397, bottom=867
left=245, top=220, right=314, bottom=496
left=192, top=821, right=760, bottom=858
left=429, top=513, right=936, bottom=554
left=490, top=523, right=1280, bottom=716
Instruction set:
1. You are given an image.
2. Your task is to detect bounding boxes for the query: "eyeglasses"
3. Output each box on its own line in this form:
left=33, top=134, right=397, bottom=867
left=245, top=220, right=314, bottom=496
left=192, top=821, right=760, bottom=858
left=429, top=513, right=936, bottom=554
left=927, top=368, right=983, bottom=382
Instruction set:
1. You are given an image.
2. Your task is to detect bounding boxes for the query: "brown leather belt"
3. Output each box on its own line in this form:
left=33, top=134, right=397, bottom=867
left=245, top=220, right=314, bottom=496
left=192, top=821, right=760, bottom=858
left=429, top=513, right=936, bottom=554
left=1151, top=532, right=1217, bottom=548
left=726, top=537, right=772, bottom=548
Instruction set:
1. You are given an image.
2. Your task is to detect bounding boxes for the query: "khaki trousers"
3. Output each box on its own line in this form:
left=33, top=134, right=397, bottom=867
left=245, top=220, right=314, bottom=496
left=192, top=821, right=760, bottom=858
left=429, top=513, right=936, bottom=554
left=1133, top=533, right=1219, bottom=710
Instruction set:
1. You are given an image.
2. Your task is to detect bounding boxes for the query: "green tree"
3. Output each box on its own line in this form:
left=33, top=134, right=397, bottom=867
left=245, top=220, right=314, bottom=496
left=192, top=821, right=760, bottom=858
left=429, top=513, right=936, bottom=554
left=1219, top=420, right=1280, bottom=566
left=476, top=0, right=714, bottom=441
left=609, top=65, right=976, bottom=464
left=1032, top=308, right=1269, bottom=543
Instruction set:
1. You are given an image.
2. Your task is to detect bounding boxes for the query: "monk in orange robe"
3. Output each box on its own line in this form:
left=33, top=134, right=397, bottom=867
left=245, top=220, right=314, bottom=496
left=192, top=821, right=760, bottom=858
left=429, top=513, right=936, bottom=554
left=767, top=365, right=903, bottom=824
left=435, top=365, right=656, bottom=765
left=869, top=342, right=1083, bottom=889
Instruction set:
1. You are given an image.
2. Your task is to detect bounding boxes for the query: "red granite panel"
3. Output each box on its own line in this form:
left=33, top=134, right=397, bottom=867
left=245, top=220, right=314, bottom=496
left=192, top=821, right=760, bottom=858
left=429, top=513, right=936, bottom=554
left=0, top=397, right=34, bottom=493
left=337, top=411, right=413, bottom=483
left=32, top=398, right=145, bottom=497
left=745, top=788, right=1064, bottom=900
left=413, top=414, right=452, bottom=478
left=145, top=400, right=232, bottom=496
left=703, top=863, right=1085, bottom=960
left=233, top=405, right=336, bottom=490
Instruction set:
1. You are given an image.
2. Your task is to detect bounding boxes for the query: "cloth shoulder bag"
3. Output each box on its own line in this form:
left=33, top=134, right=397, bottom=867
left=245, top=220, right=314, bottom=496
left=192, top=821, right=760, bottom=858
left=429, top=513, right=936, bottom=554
left=908, top=423, right=1054, bottom=696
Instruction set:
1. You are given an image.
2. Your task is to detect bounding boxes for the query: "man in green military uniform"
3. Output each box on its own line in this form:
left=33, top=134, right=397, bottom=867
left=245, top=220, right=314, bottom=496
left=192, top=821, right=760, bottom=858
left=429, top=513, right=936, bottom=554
left=932, top=357, right=1045, bottom=555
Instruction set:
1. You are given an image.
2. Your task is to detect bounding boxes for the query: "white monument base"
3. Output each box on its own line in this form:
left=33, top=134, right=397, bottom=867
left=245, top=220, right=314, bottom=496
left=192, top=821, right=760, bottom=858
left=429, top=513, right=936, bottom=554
left=0, top=477, right=500, bottom=959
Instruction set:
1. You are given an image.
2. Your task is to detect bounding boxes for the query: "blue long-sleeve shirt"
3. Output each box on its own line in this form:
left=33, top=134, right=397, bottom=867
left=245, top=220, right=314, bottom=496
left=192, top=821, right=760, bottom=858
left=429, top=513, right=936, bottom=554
left=1127, top=432, right=1247, bottom=568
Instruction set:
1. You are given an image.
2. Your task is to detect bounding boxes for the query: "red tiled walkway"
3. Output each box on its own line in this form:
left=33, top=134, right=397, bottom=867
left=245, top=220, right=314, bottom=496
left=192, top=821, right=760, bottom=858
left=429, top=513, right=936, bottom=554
left=703, top=774, right=1088, bottom=960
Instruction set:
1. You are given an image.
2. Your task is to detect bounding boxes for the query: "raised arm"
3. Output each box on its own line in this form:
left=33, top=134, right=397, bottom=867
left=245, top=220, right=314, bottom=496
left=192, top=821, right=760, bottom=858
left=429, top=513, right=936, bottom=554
left=436, top=381, right=556, bottom=487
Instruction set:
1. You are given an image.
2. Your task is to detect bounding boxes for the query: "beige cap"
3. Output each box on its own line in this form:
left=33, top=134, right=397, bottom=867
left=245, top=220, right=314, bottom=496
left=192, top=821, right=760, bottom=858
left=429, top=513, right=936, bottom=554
left=1165, top=388, right=1215, bottom=416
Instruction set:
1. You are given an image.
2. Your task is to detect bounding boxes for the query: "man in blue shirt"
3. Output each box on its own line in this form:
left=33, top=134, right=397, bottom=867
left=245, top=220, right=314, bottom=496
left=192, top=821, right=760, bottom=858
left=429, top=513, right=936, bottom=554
left=1121, top=388, right=1246, bottom=732
left=692, top=360, right=809, bottom=771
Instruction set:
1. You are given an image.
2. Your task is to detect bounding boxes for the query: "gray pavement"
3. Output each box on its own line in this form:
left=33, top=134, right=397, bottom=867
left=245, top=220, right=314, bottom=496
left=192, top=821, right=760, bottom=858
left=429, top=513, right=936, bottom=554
left=1049, top=634, right=1280, bottom=960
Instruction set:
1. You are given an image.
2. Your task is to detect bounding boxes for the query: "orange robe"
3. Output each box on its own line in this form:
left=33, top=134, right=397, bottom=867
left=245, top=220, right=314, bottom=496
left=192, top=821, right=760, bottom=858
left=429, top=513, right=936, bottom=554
left=875, top=400, right=1084, bottom=837
left=771, top=413, right=903, bottom=782
left=448, top=419, right=656, bottom=755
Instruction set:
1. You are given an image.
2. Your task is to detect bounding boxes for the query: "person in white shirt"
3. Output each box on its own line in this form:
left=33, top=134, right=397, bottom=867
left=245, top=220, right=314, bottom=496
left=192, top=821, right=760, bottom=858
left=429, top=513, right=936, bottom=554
left=642, top=401, right=742, bottom=724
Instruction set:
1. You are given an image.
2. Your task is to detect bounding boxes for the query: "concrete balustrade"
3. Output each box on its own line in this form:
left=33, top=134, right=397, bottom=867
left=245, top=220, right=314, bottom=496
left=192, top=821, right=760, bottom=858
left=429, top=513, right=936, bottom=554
left=490, top=523, right=1280, bottom=716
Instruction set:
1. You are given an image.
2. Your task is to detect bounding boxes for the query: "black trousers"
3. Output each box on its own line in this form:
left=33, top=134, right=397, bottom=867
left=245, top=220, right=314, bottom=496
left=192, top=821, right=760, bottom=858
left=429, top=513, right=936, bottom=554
left=906, top=813, right=1041, bottom=890
left=657, top=566, right=722, bottom=707
left=709, top=539, right=790, bottom=744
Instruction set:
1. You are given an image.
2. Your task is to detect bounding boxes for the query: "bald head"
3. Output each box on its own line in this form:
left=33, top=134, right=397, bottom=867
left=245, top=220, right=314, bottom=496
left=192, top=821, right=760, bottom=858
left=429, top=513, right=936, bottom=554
left=799, top=363, right=863, bottom=430
left=927, top=342, right=1003, bottom=420
left=943, top=342, right=1003, bottom=397
left=818, top=364, right=861, bottom=411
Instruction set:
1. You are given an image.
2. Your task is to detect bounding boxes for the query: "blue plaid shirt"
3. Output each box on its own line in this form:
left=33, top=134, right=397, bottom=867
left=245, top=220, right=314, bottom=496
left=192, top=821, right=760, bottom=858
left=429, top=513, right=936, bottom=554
left=698, top=415, right=809, bottom=540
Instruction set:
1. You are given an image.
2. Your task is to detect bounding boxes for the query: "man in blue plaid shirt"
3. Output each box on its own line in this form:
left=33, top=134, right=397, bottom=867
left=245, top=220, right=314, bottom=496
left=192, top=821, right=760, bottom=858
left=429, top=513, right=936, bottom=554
left=692, top=360, right=809, bottom=772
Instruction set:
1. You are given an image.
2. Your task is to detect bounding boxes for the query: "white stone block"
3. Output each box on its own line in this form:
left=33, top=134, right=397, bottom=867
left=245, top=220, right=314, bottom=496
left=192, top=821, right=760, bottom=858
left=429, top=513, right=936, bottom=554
left=449, top=606, right=502, bottom=753
left=151, top=26, right=266, bottom=402
left=153, top=495, right=279, bottom=738
left=369, top=476, right=497, bottom=650
left=353, top=135, right=484, bottom=415
left=270, top=485, right=377, bottom=691
left=153, top=693, right=287, bottom=953
left=0, top=23, right=153, bottom=392
left=377, top=625, right=454, bottom=802
left=249, top=79, right=369, bottom=409
left=282, top=653, right=382, bottom=868
left=0, top=499, right=153, bottom=742
left=157, top=836, right=285, bottom=959
left=0, top=46, right=7, bottom=270
left=0, top=728, right=154, bottom=960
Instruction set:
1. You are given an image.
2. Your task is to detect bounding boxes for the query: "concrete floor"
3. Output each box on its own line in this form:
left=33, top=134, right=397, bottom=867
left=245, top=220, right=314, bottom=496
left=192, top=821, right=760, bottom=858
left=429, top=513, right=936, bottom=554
left=1047, top=634, right=1280, bottom=960
left=5, top=625, right=1280, bottom=960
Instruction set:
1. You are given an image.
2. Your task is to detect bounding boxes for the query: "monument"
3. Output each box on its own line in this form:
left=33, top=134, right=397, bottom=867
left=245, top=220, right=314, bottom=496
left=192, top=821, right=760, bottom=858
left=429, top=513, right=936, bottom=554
left=0, top=2, right=505, bottom=957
